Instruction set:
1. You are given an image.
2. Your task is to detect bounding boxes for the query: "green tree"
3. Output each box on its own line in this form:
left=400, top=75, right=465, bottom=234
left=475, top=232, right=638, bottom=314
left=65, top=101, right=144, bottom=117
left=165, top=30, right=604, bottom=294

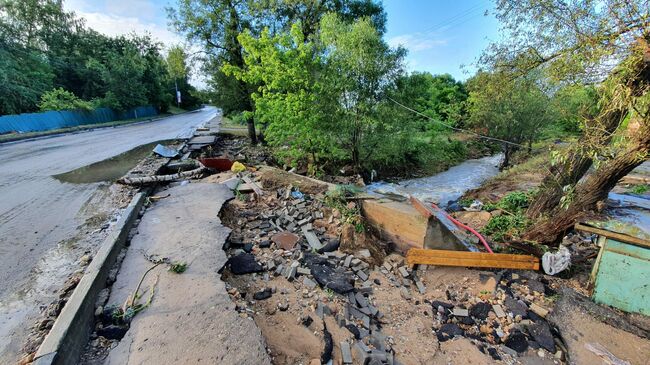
left=466, top=71, right=554, bottom=169
left=0, top=40, right=54, bottom=115
left=429, top=74, right=467, bottom=125
left=168, top=0, right=387, bottom=144
left=227, top=14, right=415, bottom=174
left=319, top=14, right=406, bottom=170
left=480, top=0, right=650, bottom=245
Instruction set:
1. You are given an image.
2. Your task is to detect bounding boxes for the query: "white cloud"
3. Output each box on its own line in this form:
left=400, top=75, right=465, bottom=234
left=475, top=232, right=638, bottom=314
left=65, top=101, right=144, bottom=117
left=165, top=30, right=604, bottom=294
left=387, top=34, right=447, bottom=52
left=105, top=0, right=157, bottom=20
left=76, top=11, right=182, bottom=46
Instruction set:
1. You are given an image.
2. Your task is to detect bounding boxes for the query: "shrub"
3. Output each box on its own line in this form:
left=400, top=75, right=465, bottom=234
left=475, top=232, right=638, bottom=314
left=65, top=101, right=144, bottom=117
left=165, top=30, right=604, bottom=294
left=39, top=88, right=93, bottom=112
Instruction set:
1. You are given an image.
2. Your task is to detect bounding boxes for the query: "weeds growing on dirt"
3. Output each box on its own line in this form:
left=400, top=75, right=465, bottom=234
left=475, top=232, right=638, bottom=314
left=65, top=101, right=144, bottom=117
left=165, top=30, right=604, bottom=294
left=482, top=191, right=532, bottom=241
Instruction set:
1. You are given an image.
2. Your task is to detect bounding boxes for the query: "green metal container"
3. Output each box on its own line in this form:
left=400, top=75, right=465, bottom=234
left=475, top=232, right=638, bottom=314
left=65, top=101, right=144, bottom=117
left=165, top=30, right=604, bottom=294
left=580, top=222, right=650, bottom=316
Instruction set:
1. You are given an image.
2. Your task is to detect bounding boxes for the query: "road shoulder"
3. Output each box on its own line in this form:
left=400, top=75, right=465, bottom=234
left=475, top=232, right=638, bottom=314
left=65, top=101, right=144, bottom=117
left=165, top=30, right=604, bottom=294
left=100, top=182, right=270, bottom=364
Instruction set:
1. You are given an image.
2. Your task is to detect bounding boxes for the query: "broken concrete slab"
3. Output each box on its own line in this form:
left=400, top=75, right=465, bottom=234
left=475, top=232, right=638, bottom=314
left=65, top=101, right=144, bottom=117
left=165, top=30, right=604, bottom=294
left=103, top=183, right=271, bottom=364
left=548, top=288, right=650, bottom=365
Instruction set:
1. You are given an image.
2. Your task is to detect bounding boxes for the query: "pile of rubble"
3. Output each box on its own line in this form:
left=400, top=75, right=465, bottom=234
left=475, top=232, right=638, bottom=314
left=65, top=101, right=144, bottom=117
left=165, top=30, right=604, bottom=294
left=219, top=180, right=566, bottom=364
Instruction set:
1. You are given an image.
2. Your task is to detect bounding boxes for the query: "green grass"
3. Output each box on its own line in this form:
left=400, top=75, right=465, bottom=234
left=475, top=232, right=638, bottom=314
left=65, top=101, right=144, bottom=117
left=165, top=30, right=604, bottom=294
left=0, top=113, right=173, bottom=143
left=629, top=184, right=649, bottom=195
left=219, top=116, right=258, bottom=137
left=168, top=105, right=188, bottom=115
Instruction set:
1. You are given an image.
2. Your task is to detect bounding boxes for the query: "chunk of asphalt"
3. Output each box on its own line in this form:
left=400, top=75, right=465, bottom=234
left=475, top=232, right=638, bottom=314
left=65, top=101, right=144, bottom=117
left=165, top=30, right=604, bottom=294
left=321, top=323, right=334, bottom=364
left=302, top=315, right=314, bottom=327
left=525, top=321, right=556, bottom=353
left=470, top=302, right=492, bottom=320
left=317, top=239, right=340, bottom=253
left=253, top=288, right=272, bottom=301
left=227, top=253, right=264, bottom=275
left=430, top=300, right=454, bottom=311
left=346, top=324, right=361, bottom=339
left=97, top=324, right=129, bottom=340
left=309, top=263, right=354, bottom=294
left=504, top=330, right=529, bottom=353
left=436, top=323, right=464, bottom=342
left=504, top=296, right=528, bottom=317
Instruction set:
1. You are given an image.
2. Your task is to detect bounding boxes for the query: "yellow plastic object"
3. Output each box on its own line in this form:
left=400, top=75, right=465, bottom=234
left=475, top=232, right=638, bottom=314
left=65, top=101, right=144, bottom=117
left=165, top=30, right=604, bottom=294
left=231, top=161, right=246, bottom=173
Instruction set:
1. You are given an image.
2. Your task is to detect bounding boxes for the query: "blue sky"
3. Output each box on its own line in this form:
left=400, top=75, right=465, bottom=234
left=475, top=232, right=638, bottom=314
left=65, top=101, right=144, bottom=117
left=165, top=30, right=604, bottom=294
left=384, top=0, right=499, bottom=80
left=63, top=0, right=500, bottom=84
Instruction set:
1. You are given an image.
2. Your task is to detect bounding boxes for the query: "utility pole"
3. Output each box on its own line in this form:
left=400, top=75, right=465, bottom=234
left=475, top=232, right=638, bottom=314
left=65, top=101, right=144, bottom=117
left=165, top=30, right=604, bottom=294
left=175, top=79, right=181, bottom=108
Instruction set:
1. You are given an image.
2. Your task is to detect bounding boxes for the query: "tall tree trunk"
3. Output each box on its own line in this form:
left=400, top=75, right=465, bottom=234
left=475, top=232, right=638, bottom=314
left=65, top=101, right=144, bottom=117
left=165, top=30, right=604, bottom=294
left=526, top=39, right=650, bottom=219
left=246, top=113, right=257, bottom=145
left=525, top=108, right=625, bottom=218
left=524, top=119, right=650, bottom=245
left=500, top=144, right=517, bottom=170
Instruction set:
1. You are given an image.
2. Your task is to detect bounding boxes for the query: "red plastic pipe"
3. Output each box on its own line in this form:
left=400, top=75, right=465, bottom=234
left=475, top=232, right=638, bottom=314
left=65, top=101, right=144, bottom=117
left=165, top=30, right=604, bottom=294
left=430, top=203, right=494, bottom=254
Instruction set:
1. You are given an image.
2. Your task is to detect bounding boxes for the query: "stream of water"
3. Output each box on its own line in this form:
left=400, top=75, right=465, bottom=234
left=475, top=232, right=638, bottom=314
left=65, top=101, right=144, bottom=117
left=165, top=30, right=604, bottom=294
left=367, top=154, right=504, bottom=207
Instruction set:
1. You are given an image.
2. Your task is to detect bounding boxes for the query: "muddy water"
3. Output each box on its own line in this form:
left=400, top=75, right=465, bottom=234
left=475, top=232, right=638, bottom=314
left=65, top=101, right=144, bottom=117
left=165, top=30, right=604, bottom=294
left=606, top=192, right=650, bottom=236
left=53, top=140, right=172, bottom=184
left=367, top=154, right=504, bottom=207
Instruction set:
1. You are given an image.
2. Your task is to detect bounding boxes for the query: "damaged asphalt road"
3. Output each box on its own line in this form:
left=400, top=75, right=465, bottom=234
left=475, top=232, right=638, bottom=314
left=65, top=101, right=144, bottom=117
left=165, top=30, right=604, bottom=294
left=0, top=107, right=217, bottom=363
left=95, top=182, right=271, bottom=365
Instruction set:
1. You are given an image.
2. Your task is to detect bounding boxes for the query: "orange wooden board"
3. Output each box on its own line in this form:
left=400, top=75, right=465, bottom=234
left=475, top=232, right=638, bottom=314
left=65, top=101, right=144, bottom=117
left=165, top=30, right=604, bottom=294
left=407, top=248, right=540, bottom=270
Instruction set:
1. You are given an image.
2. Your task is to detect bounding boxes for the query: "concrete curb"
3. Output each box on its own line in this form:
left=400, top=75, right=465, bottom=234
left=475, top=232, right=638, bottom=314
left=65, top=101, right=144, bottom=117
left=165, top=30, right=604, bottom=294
left=33, top=190, right=150, bottom=365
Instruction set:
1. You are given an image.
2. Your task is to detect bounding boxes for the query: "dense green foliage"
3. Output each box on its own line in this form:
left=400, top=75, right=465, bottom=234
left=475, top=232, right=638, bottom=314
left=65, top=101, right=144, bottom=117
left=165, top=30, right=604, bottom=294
left=466, top=71, right=555, bottom=168
left=0, top=0, right=197, bottom=116
left=392, top=72, right=468, bottom=126
left=226, top=14, right=452, bottom=174
left=168, top=0, right=387, bottom=133
left=38, top=88, right=92, bottom=111
left=169, top=0, right=484, bottom=173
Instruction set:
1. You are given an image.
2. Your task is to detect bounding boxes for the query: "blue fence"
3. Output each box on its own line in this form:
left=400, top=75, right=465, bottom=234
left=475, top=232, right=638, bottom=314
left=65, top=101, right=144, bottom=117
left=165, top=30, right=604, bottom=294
left=0, top=106, right=158, bottom=134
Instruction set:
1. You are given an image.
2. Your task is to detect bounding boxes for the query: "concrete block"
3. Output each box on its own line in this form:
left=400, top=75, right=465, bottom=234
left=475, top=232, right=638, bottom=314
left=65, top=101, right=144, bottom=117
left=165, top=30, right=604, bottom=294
left=340, top=341, right=353, bottom=364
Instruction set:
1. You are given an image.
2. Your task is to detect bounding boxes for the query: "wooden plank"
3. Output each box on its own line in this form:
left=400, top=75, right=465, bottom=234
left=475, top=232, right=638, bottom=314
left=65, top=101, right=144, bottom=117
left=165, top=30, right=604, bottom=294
left=575, top=223, right=650, bottom=249
left=406, top=248, right=540, bottom=270
left=241, top=176, right=263, bottom=196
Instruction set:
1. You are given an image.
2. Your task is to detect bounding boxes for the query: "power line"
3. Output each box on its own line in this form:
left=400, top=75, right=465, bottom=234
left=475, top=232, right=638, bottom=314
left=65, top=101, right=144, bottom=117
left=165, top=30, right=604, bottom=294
left=387, top=97, right=526, bottom=148
left=418, top=2, right=489, bottom=35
